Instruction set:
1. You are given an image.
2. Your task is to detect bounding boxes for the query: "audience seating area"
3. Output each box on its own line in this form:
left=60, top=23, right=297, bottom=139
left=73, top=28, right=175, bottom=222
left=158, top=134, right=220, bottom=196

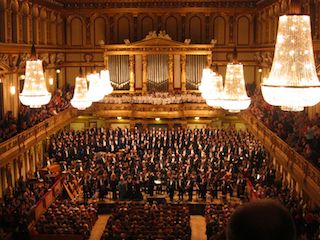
left=0, top=176, right=51, bottom=239
left=1, top=123, right=319, bottom=240
left=101, top=202, right=191, bottom=240
left=250, top=90, right=320, bottom=168
left=0, top=88, right=71, bottom=143
left=32, top=199, right=97, bottom=240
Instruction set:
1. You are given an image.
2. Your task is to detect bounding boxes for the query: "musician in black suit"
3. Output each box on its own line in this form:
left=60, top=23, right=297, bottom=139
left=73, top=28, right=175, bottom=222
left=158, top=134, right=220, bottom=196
left=186, top=177, right=194, bottom=202
left=177, top=176, right=186, bottom=201
left=167, top=177, right=176, bottom=201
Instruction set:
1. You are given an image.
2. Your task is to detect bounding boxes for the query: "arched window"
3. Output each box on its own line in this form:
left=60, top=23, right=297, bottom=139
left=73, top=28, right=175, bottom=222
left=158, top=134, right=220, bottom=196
left=94, top=17, right=106, bottom=45
left=70, top=17, right=83, bottom=46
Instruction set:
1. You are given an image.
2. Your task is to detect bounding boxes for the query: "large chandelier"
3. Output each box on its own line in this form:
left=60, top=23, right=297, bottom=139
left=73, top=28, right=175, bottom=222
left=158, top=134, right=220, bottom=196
left=19, top=50, right=52, bottom=108
left=71, top=68, right=92, bottom=110
left=219, top=47, right=251, bottom=112
left=200, top=68, right=223, bottom=108
left=261, top=2, right=320, bottom=111
left=87, top=71, right=105, bottom=102
left=100, top=69, right=113, bottom=96
left=19, top=1, right=51, bottom=108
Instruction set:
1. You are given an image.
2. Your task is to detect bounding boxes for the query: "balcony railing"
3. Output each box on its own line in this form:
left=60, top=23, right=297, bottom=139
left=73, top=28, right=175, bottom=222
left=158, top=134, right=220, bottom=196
left=0, top=108, right=78, bottom=167
left=241, top=111, right=320, bottom=206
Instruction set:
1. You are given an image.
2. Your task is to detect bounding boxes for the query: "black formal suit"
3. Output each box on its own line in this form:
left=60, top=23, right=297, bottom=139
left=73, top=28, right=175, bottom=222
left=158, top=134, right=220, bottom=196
left=177, top=178, right=186, bottom=200
left=186, top=179, right=194, bottom=201
left=168, top=180, right=176, bottom=201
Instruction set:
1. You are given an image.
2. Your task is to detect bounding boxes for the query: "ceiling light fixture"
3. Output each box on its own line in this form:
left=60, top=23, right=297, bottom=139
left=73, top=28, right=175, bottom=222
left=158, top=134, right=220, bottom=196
left=71, top=67, right=92, bottom=110
left=87, top=69, right=105, bottom=102
left=261, top=0, right=320, bottom=111
left=19, top=0, right=51, bottom=108
left=219, top=47, right=251, bottom=112
left=100, top=69, right=113, bottom=96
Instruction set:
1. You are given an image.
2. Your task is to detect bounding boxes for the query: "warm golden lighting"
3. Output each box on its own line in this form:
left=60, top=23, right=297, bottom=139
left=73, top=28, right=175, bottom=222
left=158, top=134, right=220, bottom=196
left=10, top=86, right=16, bottom=95
left=200, top=68, right=223, bottom=108
left=261, top=15, right=320, bottom=111
left=199, top=68, right=212, bottom=94
left=155, top=118, right=160, bottom=121
left=117, top=116, right=122, bottom=120
left=100, top=70, right=113, bottom=96
left=49, top=77, right=54, bottom=86
left=220, top=62, right=251, bottom=112
left=194, top=117, right=200, bottom=120
left=87, top=72, right=105, bottom=102
left=19, top=59, right=51, bottom=108
left=71, top=76, right=92, bottom=110
left=56, top=69, right=61, bottom=74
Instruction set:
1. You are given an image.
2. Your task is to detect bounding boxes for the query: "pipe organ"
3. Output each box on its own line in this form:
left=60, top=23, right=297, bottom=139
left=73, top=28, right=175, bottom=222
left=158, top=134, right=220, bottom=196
left=102, top=31, right=215, bottom=94
left=108, top=55, right=130, bottom=90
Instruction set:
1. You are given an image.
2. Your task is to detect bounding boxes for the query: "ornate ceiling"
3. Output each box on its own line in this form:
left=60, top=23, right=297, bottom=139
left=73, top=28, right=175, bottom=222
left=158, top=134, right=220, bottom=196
left=40, top=0, right=261, bottom=9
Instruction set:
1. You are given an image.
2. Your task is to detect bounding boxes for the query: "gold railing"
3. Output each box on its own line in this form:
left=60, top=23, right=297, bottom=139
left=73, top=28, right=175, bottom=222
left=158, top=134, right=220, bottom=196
left=241, top=111, right=320, bottom=206
left=84, top=102, right=225, bottom=119
left=0, top=108, right=78, bottom=167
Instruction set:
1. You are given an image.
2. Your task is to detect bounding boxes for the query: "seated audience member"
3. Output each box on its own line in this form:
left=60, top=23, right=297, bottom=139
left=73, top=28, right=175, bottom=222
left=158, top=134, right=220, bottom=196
left=0, top=87, right=72, bottom=143
left=250, top=88, right=320, bottom=168
left=226, top=199, right=296, bottom=240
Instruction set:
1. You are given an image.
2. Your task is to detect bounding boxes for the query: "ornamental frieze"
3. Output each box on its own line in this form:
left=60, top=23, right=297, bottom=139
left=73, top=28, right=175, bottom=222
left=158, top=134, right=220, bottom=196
left=61, top=1, right=257, bottom=9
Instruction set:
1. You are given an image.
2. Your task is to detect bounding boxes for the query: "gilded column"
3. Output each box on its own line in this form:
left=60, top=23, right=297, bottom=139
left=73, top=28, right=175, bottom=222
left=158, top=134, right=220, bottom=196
left=7, top=10, right=12, bottom=43
left=181, top=54, right=186, bottom=93
left=142, top=54, right=148, bottom=94
left=18, top=13, right=23, bottom=44
left=6, top=164, right=12, bottom=187
left=0, top=168, right=3, bottom=199
left=129, top=55, right=135, bottom=93
left=168, top=54, right=174, bottom=92
left=104, top=55, right=109, bottom=69
left=85, top=17, right=91, bottom=45
left=207, top=53, right=212, bottom=67
left=228, top=16, right=234, bottom=44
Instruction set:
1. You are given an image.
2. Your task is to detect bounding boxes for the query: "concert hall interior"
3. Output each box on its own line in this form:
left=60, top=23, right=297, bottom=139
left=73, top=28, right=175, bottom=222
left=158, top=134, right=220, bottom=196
left=0, top=0, right=320, bottom=239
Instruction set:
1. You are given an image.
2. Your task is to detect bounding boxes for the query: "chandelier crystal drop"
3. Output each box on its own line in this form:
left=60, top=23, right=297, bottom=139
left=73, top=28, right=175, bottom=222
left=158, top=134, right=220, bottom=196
left=261, top=15, right=320, bottom=111
left=199, top=68, right=212, bottom=94
left=219, top=48, right=251, bottom=112
left=100, top=70, right=113, bottom=96
left=71, top=76, right=92, bottom=110
left=205, top=73, right=223, bottom=108
left=19, top=56, right=51, bottom=108
left=199, top=68, right=223, bottom=108
left=87, top=72, right=105, bottom=102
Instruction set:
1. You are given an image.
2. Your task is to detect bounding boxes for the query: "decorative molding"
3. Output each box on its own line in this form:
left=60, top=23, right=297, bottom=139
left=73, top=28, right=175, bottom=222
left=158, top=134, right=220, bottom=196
left=56, top=0, right=257, bottom=9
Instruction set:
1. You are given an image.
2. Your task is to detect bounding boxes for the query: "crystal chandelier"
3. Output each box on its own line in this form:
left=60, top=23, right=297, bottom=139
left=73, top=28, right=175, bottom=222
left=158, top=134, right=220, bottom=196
left=100, top=69, right=113, bottom=96
left=200, top=68, right=223, bottom=108
left=206, top=72, right=223, bottom=108
left=261, top=2, right=320, bottom=111
left=219, top=47, right=251, bottom=112
left=87, top=71, right=105, bottom=102
left=199, top=68, right=212, bottom=95
left=19, top=1, right=51, bottom=108
left=71, top=68, right=92, bottom=110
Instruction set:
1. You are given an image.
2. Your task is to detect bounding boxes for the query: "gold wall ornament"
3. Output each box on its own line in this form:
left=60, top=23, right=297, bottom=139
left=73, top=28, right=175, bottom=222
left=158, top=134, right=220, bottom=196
left=101, top=32, right=215, bottom=93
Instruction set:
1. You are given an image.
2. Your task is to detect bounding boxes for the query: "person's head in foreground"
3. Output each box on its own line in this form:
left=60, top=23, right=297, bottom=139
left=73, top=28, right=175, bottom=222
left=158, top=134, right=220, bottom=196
left=227, top=199, right=296, bottom=240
